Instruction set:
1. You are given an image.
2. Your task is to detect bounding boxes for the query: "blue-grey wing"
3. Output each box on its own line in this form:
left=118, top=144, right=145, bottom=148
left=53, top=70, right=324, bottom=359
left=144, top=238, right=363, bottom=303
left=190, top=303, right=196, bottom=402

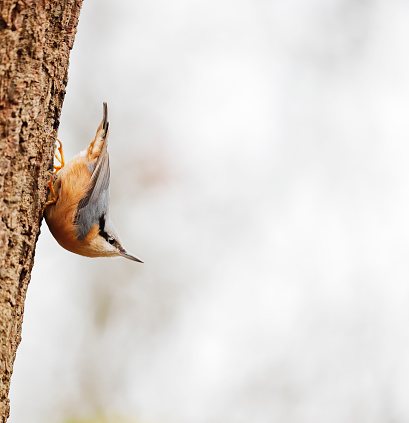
left=75, top=103, right=111, bottom=240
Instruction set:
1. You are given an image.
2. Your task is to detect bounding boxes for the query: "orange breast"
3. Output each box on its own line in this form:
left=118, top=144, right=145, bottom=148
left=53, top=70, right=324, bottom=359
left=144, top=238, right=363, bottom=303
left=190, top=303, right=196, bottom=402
left=44, top=155, right=96, bottom=256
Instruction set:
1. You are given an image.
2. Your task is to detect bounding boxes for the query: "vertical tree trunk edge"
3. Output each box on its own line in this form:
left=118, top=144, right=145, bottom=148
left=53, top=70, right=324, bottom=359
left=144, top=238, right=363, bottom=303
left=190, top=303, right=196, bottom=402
left=0, top=1, right=83, bottom=420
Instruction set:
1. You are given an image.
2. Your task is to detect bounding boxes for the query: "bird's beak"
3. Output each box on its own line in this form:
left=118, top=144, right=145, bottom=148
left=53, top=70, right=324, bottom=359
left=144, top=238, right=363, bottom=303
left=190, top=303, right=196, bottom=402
left=119, top=250, right=144, bottom=263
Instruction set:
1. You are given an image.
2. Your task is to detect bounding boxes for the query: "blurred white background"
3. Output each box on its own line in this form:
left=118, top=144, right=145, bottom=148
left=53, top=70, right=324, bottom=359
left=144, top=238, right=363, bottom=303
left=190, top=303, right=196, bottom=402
left=8, top=0, right=409, bottom=422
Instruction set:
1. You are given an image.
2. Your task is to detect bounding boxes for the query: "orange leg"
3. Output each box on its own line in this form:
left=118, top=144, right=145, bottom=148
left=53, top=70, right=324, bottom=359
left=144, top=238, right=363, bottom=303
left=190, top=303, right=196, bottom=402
left=43, top=139, right=64, bottom=212
left=42, top=172, right=58, bottom=212
left=54, top=139, right=65, bottom=173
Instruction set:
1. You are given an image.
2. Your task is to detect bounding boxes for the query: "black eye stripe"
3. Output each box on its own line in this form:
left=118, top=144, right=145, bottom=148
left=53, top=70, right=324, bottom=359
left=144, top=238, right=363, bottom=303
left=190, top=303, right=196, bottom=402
left=98, top=215, right=109, bottom=241
left=99, top=215, right=105, bottom=232
left=98, top=215, right=117, bottom=246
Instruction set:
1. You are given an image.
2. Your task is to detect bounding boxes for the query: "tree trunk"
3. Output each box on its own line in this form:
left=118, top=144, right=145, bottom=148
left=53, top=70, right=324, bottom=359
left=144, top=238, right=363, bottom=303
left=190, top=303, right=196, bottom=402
left=0, top=1, right=82, bottom=420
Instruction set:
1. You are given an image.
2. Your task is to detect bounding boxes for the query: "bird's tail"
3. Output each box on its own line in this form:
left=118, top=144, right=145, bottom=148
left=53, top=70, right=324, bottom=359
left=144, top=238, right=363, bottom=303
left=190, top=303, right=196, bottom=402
left=87, top=102, right=109, bottom=162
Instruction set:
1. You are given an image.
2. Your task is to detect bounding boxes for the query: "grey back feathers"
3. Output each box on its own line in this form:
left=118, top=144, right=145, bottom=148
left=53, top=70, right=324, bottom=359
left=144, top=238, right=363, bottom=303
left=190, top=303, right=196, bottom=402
left=75, top=103, right=112, bottom=241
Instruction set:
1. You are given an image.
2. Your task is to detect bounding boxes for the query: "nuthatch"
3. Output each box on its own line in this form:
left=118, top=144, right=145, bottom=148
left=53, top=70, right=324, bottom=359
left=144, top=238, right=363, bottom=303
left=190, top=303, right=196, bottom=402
left=43, top=102, right=143, bottom=263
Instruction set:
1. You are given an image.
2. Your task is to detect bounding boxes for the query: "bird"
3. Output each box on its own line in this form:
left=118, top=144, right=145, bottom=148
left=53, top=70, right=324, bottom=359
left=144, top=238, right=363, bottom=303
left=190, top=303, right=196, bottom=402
left=43, top=102, right=143, bottom=263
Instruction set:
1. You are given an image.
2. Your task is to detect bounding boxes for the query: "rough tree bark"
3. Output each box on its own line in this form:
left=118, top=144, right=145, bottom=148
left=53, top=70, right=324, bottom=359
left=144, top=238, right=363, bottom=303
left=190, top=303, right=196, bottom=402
left=0, top=1, right=82, bottom=420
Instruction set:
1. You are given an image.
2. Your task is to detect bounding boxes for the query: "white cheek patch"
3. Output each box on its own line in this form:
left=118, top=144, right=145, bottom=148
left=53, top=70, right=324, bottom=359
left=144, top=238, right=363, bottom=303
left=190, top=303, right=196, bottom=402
left=89, top=235, right=119, bottom=257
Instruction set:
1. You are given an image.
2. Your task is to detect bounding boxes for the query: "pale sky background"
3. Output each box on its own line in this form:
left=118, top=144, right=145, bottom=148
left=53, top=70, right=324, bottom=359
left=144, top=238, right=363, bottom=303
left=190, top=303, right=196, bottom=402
left=8, top=1, right=409, bottom=423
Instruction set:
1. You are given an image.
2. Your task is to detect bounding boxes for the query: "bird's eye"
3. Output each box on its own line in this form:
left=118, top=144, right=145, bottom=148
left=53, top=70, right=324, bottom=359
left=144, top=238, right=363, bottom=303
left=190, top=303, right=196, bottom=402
left=108, top=237, right=115, bottom=245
